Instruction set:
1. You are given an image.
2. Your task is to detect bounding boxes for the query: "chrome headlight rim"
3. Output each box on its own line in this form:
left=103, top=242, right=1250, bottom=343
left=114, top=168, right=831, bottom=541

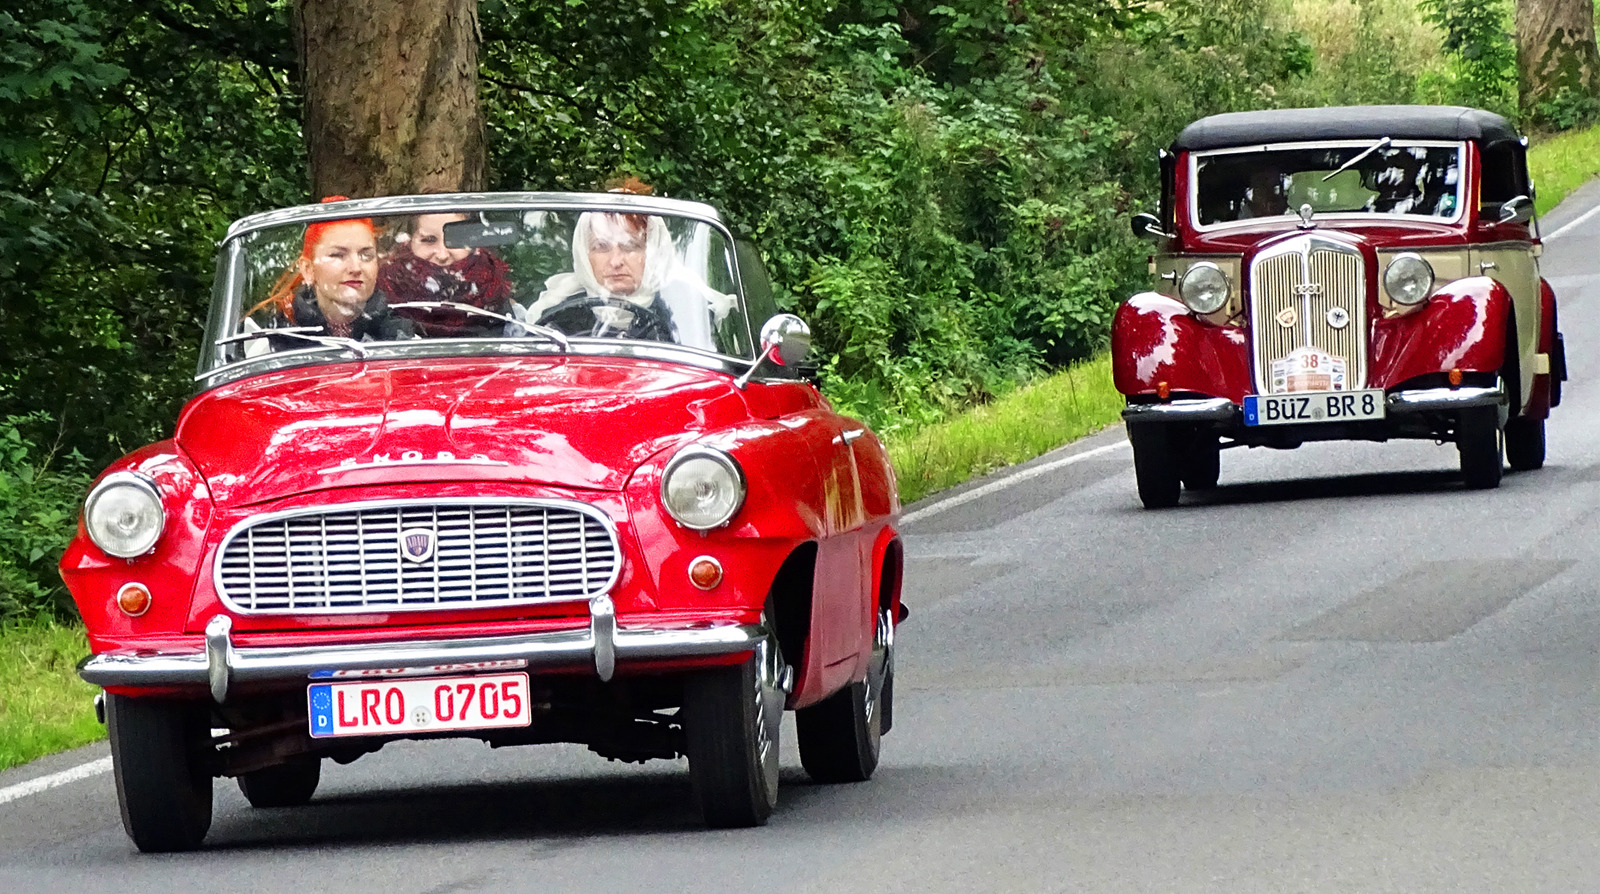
left=660, top=446, right=747, bottom=531
left=1384, top=252, right=1435, bottom=306
left=1179, top=261, right=1231, bottom=315
left=84, top=471, right=165, bottom=559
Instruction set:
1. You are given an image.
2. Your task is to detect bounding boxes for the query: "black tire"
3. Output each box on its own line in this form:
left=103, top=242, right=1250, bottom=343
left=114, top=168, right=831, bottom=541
left=238, top=755, right=322, bottom=808
left=106, top=694, right=214, bottom=852
left=1505, top=416, right=1546, bottom=471
left=683, top=637, right=783, bottom=828
left=1128, top=423, right=1180, bottom=509
left=1458, top=405, right=1504, bottom=489
left=1551, top=331, right=1566, bottom=408
left=797, top=608, right=892, bottom=783
left=1178, top=429, right=1221, bottom=491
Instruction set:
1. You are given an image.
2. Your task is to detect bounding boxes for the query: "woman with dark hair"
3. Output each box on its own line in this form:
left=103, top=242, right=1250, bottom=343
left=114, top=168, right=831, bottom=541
left=378, top=212, right=514, bottom=338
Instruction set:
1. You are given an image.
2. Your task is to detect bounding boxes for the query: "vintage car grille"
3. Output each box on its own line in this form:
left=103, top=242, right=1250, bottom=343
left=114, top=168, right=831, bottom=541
left=215, top=499, right=619, bottom=614
left=1249, top=236, right=1368, bottom=394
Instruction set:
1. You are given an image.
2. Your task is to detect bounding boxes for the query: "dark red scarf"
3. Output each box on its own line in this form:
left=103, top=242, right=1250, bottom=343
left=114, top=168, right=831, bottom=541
left=380, top=249, right=513, bottom=337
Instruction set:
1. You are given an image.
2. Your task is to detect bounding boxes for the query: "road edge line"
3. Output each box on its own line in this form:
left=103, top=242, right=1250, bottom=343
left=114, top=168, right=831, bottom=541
left=901, top=438, right=1130, bottom=525
left=0, top=756, right=111, bottom=806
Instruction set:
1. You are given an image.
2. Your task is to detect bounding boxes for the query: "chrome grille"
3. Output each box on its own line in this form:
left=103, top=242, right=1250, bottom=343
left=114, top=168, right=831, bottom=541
left=1249, top=236, right=1368, bottom=394
left=216, top=500, right=619, bottom=614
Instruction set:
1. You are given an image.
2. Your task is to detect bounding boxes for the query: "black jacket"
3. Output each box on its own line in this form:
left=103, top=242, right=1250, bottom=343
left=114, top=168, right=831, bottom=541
left=270, top=286, right=413, bottom=346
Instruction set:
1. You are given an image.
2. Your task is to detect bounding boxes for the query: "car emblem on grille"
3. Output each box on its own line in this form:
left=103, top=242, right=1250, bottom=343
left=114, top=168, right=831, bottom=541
left=1275, top=306, right=1298, bottom=329
left=399, top=527, right=436, bottom=564
left=1292, top=283, right=1323, bottom=298
left=1325, top=306, right=1350, bottom=329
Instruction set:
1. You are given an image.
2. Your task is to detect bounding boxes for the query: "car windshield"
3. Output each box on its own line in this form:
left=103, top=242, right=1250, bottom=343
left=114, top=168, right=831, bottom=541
left=201, top=204, right=753, bottom=376
left=1193, top=142, right=1464, bottom=227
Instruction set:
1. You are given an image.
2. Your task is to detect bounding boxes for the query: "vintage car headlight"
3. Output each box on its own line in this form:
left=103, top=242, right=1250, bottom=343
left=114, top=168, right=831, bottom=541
left=84, top=472, right=165, bottom=558
left=1384, top=253, right=1434, bottom=306
left=661, top=447, right=746, bottom=530
left=1178, top=262, right=1230, bottom=315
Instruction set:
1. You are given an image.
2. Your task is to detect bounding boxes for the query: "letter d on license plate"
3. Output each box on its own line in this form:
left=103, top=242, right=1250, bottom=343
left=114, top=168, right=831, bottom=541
left=1244, top=389, right=1385, bottom=426
left=308, top=672, right=531, bottom=738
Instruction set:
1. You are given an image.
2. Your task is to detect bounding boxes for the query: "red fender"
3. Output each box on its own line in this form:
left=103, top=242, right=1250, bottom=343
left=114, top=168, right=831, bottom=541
left=1111, top=292, right=1253, bottom=403
left=59, top=442, right=216, bottom=652
left=1368, top=276, right=1512, bottom=389
left=1521, top=278, right=1558, bottom=419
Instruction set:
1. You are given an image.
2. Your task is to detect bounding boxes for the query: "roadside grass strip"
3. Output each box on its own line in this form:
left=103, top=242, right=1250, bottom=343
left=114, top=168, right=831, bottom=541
left=885, top=354, right=1124, bottom=506
left=1530, top=124, right=1600, bottom=217
left=0, top=621, right=103, bottom=772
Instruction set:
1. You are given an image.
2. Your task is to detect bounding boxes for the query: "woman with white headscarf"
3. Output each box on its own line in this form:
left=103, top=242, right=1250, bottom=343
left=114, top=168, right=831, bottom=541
left=526, top=211, right=682, bottom=342
left=525, top=203, right=736, bottom=349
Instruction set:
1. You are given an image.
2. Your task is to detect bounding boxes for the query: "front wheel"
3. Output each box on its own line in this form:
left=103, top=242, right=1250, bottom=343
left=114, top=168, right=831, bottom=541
left=1128, top=423, right=1180, bottom=509
left=683, top=637, right=784, bottom=828
left=1179, top=429, right=1221, bottom=491
left=1458, top=406, right=1504, bottom=489
left=1504, top=416, right=1546, bottom=471
left=797, top=608, right=892, bottom=783
left=238, top=755, right=322, bottom=808
left=106, top=694, right=214, bottom=852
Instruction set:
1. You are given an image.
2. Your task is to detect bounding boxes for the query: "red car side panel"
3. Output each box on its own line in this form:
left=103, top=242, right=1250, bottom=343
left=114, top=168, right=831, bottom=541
left=1367, top=276, right=1511, bottom=388
left=1111, top=292, right=1254, bottom=401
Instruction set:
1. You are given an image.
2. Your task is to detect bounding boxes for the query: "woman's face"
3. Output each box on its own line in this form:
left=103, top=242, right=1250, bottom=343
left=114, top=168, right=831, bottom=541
left=297, top=221, right=378, bottom=321
left=409, top=213, right=472, bottom=267
left=587, top=217, right=648, bottom=295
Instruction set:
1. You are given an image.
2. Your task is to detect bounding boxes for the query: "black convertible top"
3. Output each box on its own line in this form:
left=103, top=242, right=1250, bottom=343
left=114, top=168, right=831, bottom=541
left=1174, top=105, right=1519, bottom=151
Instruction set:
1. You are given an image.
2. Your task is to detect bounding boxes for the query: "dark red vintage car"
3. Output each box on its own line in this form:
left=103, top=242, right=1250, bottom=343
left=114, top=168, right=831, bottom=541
left=61, top=193, right=903, bottom=851
left=1114, top=105, right=1567, bottom=508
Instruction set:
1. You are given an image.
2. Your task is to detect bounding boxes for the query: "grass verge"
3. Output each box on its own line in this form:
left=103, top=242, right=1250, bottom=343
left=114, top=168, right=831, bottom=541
left=1529, top=124, right=1600, bottom=216
left=885, top=353, right=1124, bottom=505
left=0, top=619, right=102, bottom=771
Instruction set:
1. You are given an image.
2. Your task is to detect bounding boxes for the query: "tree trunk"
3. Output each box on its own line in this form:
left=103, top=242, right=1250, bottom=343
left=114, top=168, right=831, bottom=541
left=295, top=0, right=485, bottom=198
left=1515, top=0, right=1600, bottom=121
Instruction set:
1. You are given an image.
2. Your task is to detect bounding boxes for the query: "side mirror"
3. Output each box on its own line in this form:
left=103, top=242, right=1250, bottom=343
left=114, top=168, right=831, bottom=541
left=1498, top=195, right=1534, bottom=225
left=1131, top=212, right=1172, bottom=242
left=735, top=314, right=811, bottom=388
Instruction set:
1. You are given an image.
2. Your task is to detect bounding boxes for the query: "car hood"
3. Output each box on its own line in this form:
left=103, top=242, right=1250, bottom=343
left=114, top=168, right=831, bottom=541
left=176, top=356, right=753, bottom=507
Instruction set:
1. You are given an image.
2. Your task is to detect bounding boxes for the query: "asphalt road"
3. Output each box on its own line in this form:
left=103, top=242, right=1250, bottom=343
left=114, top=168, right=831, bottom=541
left=5, top=191, right=1600, bottom=891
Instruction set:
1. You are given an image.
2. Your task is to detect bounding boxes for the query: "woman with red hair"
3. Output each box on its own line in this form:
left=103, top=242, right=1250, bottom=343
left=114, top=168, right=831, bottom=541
left=251, top=198, right=410, bottom=344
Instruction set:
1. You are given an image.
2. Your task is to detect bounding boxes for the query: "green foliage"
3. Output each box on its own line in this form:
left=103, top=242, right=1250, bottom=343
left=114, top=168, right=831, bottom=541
left=1533, top=85, right=1600, bottom=132
left=1417, top=0, right=1516, bottom=118
left=0, top=0, right=1520, bottom=496
left=0, top=415, right=91, bottom=621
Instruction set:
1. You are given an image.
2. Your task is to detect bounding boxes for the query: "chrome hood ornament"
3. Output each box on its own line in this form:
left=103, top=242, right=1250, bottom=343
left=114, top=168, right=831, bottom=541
left=1298, top=203, right=1317, bottom=229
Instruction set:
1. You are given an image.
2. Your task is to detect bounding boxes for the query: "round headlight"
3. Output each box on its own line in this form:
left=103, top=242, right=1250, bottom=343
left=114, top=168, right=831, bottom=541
left=84, top=472, right=165, bottom=558
left=661, top=447, right=746, bottom=530
left=1179, top=262, right=1230, bottom=315
left=1384, top=253, right=1434, bottom=306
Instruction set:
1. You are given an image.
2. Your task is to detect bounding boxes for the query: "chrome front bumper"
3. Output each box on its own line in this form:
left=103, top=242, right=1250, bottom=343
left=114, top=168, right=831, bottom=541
left=79, top=595, right=765, bottom=703
left=1122, top=385, right=1506, bottom=423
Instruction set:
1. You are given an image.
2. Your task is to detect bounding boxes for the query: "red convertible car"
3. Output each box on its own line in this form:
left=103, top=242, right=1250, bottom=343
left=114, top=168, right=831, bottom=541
left=61, top=193, right=904, bottom=851
left=1115, top=105, right=1566, bottom=508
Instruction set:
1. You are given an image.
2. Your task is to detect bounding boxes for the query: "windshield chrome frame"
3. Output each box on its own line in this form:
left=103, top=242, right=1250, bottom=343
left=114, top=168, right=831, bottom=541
left=199, top=193, right=762, bottom=390
left=1188, top=139, right=1468, bottom=233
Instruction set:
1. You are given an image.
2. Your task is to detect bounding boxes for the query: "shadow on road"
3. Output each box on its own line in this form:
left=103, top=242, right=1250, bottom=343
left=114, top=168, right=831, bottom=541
left=1180, top=467, right=1470, bottom=507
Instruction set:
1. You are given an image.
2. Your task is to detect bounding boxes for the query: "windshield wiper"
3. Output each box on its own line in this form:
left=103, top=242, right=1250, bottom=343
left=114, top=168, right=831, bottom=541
left=215, top=326, right=369, bottom=359
left=1323, top=136, right=1391, bottom=181
left=389, top=300, right=570, bottom=352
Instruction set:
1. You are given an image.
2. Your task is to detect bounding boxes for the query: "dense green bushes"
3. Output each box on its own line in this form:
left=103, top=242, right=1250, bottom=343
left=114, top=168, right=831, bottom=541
left=0, top=0, right=1555, bottom=620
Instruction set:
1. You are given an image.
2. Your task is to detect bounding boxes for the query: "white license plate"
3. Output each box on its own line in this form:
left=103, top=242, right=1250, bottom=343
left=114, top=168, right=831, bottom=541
left=308, top=672, right=531, bottom=738
left=1243, top=389, right=1385, bottom=426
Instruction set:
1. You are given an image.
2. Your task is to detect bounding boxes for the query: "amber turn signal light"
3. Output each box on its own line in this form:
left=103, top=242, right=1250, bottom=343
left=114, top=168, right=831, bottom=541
left=116, top=582, right=152, bottom=617
left=1156, top=381, right=1171, bottom=400
left=1448, top=368, right=1463, bottom=387
left=688, top=556, right=723, bottom=590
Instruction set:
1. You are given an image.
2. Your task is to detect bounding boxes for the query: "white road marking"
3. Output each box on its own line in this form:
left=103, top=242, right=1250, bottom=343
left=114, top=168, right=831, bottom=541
left=901, top=439, right=1130, bottom=524
left=1543, top=200, right=1600, bottom=242
left=0, top=756, right=111, bottom=806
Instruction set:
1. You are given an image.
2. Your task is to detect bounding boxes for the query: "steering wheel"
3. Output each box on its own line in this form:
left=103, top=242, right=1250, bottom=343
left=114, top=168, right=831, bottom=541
left=534, top=294, right=675, bottom=342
